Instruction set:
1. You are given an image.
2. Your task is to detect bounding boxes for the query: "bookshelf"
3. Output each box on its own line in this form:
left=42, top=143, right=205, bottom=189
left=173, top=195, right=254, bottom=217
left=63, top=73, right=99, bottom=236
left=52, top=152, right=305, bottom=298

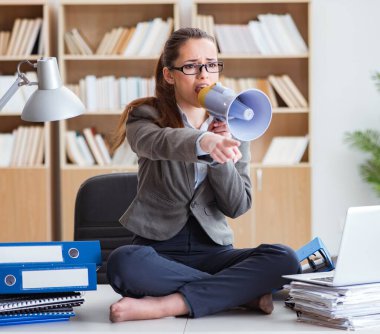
left=0, top=0, right=52, bottom=242
left=192, top=0, right=311, bottom=249
left=58, top=0, right=180, bottom=240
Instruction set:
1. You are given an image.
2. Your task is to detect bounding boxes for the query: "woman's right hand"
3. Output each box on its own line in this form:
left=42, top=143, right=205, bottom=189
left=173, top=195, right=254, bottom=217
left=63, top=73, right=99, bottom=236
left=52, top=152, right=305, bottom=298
left=200, top=133, right=242, bottom=164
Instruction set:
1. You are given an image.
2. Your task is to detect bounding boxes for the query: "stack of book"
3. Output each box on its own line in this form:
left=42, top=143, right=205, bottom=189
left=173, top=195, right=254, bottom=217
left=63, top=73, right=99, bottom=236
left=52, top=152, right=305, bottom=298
left=220, top=74, right=308, bottom=109
left=64, top=17, right=173, bottom=57
left=66, top=74, right=155, bottom=112
left=0, top=125, right=44, bottom=167
left=65, top=127, right=138, bottom=167
left=0, top=241, right=101, bottom=326
left=262, top=136, right=309, bottom=165
left=3, top=18, right=43, bottom=56
left=195, top=13, right=308, bottom=55
left=287, top=281, right=380, bottom=330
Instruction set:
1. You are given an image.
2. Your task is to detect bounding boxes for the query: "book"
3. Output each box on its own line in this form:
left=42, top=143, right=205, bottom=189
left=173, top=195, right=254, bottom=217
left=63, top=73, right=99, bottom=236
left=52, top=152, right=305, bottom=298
left=123, top=21, right=149, bottom=56
left=34, top=126, right=45, bottom=166
left=95, top=133, right=111, bottom=165
left=117, top=27, right=135, bottom=55
left=150, top=18, right=173, bottom=55
left=112, top=140, right=138, bottom=166
left=24, top=18, right=42, bottom=55
left=0, top=133, right=14, bottom=167
left=280, top=13, right=308, bottom=53
left=84, top=75, right=97, bottom=111
left=5, top=18, right=21, bottom=56
left=257, top=15, right=281, bottom=54
left=36, top=20, right=45, bottom=55
left=0, top=31, right=11, bottom=55
left=83, top=127, right=105, bottom=165
left=65, top=131, right=87, bottom=166
left=256, top=78, right=278, bottom=108
left=76, top=133, right=95, bottom=165
left=262, top=136, right=309, bottom=165
left=14, top=126, right=28, bottom=166
left=248, top=20, right=271, bottom=55
left=9, top=128, right=20, bottom=166
left=0, top=240, right=101, bottom=266
left=281, top=74, right=308, bottom=107
left=27, top=126, right=42, bottom=166
left=108, top=27, right=125, bottom=54
left=12, top=18, right=29, bottom=55
left=0, top=291, right=84, bottom=313
left=138, top=18, right=164, bottom=56
left=64, top=31, right=81, bottom=55
left=268, top=75, right=297, bottom=107
left=70, top=28, right=93, bottom=55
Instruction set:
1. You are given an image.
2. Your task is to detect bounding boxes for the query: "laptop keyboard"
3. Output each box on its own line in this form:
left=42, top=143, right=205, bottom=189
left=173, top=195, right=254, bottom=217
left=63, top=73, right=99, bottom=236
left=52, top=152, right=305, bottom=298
left=311, top=276, right=334, bottom=282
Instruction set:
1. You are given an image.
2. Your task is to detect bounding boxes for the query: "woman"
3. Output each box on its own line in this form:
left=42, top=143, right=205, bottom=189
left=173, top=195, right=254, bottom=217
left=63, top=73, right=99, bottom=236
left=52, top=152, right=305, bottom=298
left=107, top=27, right=300, bottom=322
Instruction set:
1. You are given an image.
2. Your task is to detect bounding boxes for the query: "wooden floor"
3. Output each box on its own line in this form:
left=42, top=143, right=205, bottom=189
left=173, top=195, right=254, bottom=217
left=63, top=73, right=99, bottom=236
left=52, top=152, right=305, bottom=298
left=7, top=285, right=378, bottom=333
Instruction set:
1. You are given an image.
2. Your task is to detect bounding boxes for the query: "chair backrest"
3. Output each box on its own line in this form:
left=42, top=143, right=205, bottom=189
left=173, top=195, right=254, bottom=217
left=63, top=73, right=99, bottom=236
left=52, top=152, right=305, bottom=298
left=74, top=172, right=138, bottom=284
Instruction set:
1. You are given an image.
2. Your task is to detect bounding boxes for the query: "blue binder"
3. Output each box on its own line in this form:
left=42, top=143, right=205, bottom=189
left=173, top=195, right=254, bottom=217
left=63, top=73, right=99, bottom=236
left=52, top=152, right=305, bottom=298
left=296, top=237, right=335, bottom=272
left=0, top=240, right=101, bottom=266
left=0, top=311, right=75, bottom=326
left=0, top=263, right=97, bottom=294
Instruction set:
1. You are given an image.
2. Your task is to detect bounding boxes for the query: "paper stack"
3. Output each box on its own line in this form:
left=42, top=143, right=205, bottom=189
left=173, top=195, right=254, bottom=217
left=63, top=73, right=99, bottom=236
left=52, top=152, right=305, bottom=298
left=0, top=241, right=101, bottom=326
left=287, top=281, right=380, bottom=330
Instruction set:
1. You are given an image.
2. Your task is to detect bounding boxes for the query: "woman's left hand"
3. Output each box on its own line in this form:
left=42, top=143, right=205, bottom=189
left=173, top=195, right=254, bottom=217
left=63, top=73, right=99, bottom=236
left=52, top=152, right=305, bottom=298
left=208, top=120, right=231, bottom=138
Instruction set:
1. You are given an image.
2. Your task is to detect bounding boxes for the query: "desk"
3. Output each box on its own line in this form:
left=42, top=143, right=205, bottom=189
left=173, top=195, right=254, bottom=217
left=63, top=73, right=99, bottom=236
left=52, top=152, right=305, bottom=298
left=5, top=285, right=376, bottom=333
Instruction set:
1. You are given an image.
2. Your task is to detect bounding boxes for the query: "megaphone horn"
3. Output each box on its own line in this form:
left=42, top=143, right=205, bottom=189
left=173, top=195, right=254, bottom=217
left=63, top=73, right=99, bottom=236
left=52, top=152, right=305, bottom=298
left=198, top=82, right=272, bottom=141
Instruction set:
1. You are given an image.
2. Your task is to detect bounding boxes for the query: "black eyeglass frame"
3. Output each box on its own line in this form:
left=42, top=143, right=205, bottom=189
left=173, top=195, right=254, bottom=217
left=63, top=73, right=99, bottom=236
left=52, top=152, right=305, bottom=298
left=169, top=61, right=224, bottom=75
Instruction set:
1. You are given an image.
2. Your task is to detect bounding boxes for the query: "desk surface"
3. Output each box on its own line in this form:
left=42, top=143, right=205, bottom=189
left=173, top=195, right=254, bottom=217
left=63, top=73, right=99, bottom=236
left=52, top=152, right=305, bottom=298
left=4, top=285, right=379, bottom=333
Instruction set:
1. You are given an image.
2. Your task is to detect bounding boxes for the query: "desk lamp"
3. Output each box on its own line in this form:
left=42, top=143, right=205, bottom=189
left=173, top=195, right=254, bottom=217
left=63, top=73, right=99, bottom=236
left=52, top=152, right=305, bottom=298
left=0, top=57, right=84, bottom=121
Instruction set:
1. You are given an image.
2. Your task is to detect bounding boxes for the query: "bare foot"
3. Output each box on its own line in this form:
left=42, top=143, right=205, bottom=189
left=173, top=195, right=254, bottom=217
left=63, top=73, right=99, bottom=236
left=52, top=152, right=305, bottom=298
left=244, top=293, right=274, bottom=314
left=109, top=293, right=188, bottom=322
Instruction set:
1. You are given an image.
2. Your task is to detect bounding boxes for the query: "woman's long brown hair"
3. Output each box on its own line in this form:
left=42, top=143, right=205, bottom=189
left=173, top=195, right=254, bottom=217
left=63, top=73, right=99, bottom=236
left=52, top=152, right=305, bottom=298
left=111, top=27, right=216, bottom=153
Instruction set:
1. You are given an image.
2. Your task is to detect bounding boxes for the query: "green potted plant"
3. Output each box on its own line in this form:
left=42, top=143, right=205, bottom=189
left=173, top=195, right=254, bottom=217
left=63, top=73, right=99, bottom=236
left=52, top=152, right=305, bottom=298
left=344, top=72, right=380, bottom=196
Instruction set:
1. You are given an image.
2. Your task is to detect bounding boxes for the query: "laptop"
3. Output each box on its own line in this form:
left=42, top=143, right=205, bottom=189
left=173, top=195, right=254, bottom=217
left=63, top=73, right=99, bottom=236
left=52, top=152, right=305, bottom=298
left=283, top=205, right=380, bottom=287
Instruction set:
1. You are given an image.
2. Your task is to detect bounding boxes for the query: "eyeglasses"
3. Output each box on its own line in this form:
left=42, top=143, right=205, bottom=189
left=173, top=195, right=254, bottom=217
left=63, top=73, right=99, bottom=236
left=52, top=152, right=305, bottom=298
left=169, top=61, right=224, bottom=75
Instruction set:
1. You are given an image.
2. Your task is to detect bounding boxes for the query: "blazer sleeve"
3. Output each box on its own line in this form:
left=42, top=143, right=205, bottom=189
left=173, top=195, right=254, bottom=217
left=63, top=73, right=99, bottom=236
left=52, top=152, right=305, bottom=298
left=206, top=140, right=252, bottom=218
left=126, top=104, right=207, bottom=163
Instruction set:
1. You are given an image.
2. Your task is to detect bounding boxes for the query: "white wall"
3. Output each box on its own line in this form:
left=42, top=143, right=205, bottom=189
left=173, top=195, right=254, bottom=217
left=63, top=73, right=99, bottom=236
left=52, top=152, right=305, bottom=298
left=311, top=0, right=380, bottom=254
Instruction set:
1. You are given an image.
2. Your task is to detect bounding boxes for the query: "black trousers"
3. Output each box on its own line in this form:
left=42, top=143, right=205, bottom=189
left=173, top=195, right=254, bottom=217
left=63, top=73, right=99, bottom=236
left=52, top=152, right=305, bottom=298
left=107, top=216, right=300, bottom=318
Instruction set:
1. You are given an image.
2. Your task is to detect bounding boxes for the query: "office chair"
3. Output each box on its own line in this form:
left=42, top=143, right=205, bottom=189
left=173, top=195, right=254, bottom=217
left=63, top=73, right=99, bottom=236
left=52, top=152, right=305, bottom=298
left=74, top=172, right=138, bottom=284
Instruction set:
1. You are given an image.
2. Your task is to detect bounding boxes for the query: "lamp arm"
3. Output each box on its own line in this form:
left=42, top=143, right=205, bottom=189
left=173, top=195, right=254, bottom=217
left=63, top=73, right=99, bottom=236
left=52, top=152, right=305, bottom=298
left=0, top=76, right=24, bottom=111
left=0, top=60, right=38, bottom=112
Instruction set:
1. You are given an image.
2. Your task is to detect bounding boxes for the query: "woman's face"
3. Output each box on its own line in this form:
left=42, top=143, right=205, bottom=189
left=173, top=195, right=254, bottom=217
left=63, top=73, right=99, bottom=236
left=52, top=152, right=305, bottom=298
left=164, top=38, right=219, bottom=111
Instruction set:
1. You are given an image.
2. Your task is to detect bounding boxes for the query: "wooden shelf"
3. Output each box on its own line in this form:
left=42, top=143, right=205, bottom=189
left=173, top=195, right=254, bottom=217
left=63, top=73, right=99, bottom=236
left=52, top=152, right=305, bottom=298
left=193, top=0, right=311, bottom=249
left=0, top=0, right=53, bottom=242
left=58, top=0, right=179, bottom=241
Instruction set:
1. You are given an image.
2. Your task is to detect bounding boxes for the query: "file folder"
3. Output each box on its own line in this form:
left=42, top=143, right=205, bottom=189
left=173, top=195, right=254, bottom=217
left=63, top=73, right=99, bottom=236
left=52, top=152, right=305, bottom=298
left=0, top=263, right=97, bottom=294
left=0, top=240, right=101, bottom=266
left=0, top=310, right=75, bottom=326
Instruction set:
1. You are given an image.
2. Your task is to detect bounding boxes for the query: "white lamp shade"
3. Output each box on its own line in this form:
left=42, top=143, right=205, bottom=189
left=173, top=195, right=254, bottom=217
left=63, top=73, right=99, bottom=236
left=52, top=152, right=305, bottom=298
left=21, top=86, right=85, bottom=122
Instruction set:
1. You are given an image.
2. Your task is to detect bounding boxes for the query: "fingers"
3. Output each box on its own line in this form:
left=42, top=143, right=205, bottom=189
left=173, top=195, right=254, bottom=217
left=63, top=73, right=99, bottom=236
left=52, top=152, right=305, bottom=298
left=210, top=138, right=242, bottom=164
left=232, top=146, right=242, bottom=163
left=200, top=133, right=242, bottom=164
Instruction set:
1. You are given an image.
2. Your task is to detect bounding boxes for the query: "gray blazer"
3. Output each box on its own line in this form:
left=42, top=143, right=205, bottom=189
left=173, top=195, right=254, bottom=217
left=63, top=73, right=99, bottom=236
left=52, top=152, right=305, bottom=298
left=119, top=104, right=252, bottom=246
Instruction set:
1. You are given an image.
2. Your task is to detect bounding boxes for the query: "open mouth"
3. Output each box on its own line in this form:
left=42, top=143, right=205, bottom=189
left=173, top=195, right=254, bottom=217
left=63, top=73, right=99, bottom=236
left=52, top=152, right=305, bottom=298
left=195, top=84, right=209, bottom=94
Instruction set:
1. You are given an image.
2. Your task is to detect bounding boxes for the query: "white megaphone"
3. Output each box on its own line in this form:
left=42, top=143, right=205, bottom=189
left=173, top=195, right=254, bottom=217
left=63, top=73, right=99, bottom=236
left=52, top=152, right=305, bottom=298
left=198, top=82, right=272, bottom=141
